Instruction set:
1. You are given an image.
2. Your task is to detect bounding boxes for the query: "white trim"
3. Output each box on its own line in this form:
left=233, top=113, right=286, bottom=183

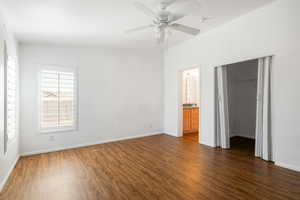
left=164, top=131, right=179, bottom=137
left=213, top=54, right=274, bottom=70
left=0, top=155, right=19, bottom=192
left=177, top=69, right=184, bottom=138
left=39, top=65, right=77, bottom=73
left=200, top=141, right=216, bottom=147
left=177, top=66, right=201, bottom=142
left=213, top=55, right=274, bottom=148
left=275, top=162, right=300, bottom=173
left=39, top=127, right=76, bottom=135
left=3, top=41, right=8, bottom=154
left=21, top=132, right=163, bottom=156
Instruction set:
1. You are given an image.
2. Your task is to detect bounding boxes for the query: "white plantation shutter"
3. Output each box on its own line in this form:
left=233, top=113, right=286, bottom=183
left=6, top=57, right=17, bottom=141
left=40, top=69, right=77, bottom=132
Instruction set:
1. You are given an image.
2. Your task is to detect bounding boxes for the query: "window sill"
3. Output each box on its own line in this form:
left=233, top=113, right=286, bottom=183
left=40, top=128, right=77, bottom=134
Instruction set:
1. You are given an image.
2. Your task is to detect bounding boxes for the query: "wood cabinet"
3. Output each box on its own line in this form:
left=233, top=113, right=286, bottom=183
left=183, top=108, right=199, bottom=134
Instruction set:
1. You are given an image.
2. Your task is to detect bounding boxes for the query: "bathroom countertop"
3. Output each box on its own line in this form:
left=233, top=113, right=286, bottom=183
left=183, top=106, right=199, bottom=109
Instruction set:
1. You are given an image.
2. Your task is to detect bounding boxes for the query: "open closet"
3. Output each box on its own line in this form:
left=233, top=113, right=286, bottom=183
left=215, top=56, right=272, bottom=161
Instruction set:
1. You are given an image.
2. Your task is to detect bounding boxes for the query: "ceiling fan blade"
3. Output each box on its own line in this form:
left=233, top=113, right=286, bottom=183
left=133, top=2, right=157, bottom=18
left=125, top=24, right=154, bottom=34
left=166, top=0, right=202, bottom=22
left=170, top=23, right=200, bottom=35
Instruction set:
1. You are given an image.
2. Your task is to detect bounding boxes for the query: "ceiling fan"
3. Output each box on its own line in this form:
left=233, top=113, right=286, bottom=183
left=126, top=0, right=207, bottom=43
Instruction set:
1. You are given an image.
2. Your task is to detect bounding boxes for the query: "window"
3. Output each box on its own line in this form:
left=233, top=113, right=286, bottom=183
left=4, top=36, right=17, bottom=147
left=40, top=68, right=77, bottom=133
left=5, top=57, right=17, bottom=142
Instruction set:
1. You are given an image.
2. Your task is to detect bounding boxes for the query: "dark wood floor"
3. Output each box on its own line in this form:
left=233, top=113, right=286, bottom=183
left=1, top=134, right=300, bottom=200
left=230, top=136, right=256, bottom=155
left=182, top=132, right=199, bottom=142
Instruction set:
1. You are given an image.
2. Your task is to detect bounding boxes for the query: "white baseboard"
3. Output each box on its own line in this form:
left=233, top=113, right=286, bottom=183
left=200, top=141, right=216, bottom=147
left=275, top=162, right=300, bottom=173
left=21, top=132, right=163, bottom=157
left=0, top=155, right=20, bottom=192
left=164, top=131, right=178, bottom=137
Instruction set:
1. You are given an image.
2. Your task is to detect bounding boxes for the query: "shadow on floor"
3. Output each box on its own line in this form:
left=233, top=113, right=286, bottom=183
left=230, top=136, right=255, bottom=156
left=183, top=134, right=256, bottom=158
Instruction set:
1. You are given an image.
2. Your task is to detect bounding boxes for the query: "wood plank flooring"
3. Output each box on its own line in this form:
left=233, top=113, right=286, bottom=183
left=182, top=132, right=199, bottom=142
left=1, top=134, right=300, bottom=200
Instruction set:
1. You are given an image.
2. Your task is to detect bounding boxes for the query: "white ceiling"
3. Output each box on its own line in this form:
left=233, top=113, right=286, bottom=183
left=0, top=0, right=275, bottom=48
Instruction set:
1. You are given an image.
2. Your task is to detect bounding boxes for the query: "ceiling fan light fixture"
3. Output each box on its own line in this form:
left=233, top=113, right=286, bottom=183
left=126, top=0, right=202, bottom=43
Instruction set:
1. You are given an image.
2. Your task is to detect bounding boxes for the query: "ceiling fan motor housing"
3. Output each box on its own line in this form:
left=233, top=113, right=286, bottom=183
left=126, top=1, right=201, bottom=43
left=157, top=10, right=170, bottom=22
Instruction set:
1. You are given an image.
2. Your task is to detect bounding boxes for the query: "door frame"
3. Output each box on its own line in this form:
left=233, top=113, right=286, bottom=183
left=177, top=66, right=201, bottom=143
left=213, top=55, right=274, bottom=151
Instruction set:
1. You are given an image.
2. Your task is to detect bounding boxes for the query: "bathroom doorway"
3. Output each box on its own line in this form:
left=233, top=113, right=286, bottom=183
left=181, top=68, right=200, bottom=142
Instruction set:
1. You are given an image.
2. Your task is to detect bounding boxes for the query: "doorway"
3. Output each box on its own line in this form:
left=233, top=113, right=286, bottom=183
left=226, top=59, right=258, bottom=155
left=215, top=56, right=273, bottom=161
left=181, top=68, right=200, bottom=142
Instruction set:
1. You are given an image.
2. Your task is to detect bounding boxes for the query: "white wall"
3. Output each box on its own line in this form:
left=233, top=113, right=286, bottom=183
left=227, top=59, right=258, bottom=139
left=19, top=44, right=163, bottom=155
left=0, top=14, right=20, bottom=191
left=164, top=0, right=300, bottom=171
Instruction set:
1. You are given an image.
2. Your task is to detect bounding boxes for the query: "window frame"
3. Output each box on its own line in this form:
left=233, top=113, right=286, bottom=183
left=38, top=65, right=78, bottom=134
left=5, top=56, right=17, bottom=144
left=3, top=41, right=17, bottom=148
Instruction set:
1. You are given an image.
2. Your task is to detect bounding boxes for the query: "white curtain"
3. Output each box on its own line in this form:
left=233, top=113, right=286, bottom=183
left=216, top=66, right=230, bottom=149
left=255, top=56, right=272, bottom=161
